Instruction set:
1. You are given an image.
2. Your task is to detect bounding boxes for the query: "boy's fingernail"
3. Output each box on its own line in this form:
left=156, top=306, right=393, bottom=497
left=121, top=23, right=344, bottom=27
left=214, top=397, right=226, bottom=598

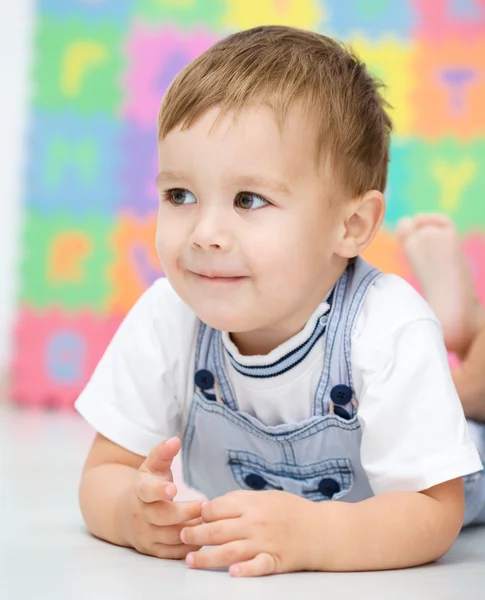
left=186, top=553, right=195, bottom=567
left=180, top=528, right=186, bottom=543
left=200, top=500, right=207, bottom=509
left=165, top=483, right=175, bottom=498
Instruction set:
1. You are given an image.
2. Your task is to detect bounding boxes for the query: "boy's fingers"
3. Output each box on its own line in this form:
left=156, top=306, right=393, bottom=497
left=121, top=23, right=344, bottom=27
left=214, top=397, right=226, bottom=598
left=137, top=472, right=177, bottom=503
left=152, top=543, right=201, bottom=561
left=184, top=517, right=204, bottom=527
left=149, top=519, right=203, bottom=546
left=200, top=494, right=243, bottom=523
left=145, top=500, right=202, bottom=527
left=139, top=437, right=181, bottom=476
left=168, top=500, right=204, bottom=525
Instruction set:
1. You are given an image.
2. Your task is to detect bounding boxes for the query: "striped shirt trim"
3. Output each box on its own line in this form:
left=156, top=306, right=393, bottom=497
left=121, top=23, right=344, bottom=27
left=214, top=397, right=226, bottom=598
left=225, top=314, right=328, bottom=379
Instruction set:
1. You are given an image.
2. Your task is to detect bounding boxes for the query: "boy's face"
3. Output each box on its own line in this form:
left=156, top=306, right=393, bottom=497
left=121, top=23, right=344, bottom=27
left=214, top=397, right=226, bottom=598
left=156, top=104, right=348, bottom=341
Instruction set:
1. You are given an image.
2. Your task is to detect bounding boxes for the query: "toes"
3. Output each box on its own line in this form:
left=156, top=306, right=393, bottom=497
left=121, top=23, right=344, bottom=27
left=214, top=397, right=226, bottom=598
left=414, top=213, right=453, bottom=229
left=397, top=213, right=456, bottom=246
left=395, top=217, right=415, bottom=240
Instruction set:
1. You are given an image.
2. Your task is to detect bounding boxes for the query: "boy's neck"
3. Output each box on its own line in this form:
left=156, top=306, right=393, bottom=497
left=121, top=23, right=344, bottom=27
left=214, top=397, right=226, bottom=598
left=228, top=264, right=347, bottom=357
left=229, top=322, right=308, bottom=357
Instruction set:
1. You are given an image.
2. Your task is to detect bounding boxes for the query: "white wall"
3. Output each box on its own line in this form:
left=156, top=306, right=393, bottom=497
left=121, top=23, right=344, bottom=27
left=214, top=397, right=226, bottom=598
left=0, top=2, right=34, bottom=373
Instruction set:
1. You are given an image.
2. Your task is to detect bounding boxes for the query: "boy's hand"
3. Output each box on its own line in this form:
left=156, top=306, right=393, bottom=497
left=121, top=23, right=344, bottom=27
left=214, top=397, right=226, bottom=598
left=180, top=490, right=323, bottom=576
left=121, top=437, right=202, bottom=559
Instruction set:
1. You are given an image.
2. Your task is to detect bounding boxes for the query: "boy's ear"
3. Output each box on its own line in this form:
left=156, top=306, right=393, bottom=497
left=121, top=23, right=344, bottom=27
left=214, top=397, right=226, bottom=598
left=334, top=190, right=385, bottom=259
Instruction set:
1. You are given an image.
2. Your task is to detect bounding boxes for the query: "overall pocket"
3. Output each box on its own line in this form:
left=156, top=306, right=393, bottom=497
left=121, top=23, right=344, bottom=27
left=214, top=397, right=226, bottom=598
left=228, top=450, right=354, bottom=501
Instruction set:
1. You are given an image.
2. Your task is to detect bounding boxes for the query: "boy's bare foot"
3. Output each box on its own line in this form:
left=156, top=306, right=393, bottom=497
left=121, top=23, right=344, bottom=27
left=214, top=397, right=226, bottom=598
left=397, top=213, right=485, bottom=358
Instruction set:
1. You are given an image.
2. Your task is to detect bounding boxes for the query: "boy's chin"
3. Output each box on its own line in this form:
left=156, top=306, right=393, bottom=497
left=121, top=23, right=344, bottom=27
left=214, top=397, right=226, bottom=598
left=196, top=306, right=255, bottom=334
left=198, top=314, right=246, bottom=333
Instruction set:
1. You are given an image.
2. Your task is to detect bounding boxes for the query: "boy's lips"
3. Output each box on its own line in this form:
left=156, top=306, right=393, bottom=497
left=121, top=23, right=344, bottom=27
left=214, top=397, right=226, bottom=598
left=190, top=270, right=248, bottom=281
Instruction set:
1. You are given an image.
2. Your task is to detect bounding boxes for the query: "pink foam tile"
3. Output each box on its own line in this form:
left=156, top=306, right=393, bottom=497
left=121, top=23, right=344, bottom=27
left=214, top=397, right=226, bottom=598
left=122, top=25, right=219, bottom=127
left=413, top=0, right=485, bottom=39
left=10, top=308, right=123, bottom=410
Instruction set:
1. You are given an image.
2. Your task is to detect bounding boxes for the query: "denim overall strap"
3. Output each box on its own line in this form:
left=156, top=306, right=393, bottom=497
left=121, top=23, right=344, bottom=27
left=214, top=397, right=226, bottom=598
left=313, top=258, right=382, bottom=416
left=342, top=262, right=383, bottom=391
left=192, top=325, right=239, bottom=411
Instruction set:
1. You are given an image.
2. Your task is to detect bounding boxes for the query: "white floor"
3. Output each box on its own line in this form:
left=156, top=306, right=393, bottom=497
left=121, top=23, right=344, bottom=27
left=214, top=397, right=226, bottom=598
left=1, top=403, right=485, bottom=600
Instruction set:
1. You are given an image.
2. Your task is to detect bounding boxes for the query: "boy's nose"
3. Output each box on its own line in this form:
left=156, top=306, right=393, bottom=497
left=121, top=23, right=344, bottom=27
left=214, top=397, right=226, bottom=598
left=190, top=212, right=233, bottom=251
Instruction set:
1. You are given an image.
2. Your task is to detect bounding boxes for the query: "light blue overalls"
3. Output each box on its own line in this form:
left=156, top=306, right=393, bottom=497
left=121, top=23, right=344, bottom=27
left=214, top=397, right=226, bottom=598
left=182, top=258, right=485, bottom=526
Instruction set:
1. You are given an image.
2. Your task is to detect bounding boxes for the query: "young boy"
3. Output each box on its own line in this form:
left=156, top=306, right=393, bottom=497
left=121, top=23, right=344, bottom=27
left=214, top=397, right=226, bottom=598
left=75, top=26, right=484, bottom=577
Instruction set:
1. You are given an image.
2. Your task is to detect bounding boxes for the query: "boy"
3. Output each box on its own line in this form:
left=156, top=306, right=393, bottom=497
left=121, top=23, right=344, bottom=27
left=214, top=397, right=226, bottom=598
left=75, top=26, right=484, bottom=577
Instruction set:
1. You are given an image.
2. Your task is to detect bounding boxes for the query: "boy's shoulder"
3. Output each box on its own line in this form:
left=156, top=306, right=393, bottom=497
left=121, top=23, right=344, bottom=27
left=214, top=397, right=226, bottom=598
left=355, top=272, right=440, bottom=343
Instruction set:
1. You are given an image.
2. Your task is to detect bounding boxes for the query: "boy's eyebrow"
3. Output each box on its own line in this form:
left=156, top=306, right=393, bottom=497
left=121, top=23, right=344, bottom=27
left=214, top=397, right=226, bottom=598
left=234, top=175, right=291, bottom=196
left=156, top=170, right=188, bottom=186
left=156, top=171, right=292, bottom=196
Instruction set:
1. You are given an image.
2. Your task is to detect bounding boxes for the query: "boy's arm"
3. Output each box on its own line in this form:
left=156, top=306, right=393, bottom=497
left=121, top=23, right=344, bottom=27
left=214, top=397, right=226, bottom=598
left=312, top=477, right=464, bottom=571
left=79, top=433, right=201, bottom=551
left=79, top=433, right=144, bottom=546
left=181, top=477, right=465, bottom=575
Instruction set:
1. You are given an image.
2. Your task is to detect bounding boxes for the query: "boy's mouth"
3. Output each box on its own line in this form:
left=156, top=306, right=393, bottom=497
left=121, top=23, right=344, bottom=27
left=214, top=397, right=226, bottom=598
left=191, top=270, right=247, bottom=282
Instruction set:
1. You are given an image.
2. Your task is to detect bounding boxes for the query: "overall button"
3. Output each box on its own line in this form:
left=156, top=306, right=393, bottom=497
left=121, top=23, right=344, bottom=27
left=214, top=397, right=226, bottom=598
left=244, top=473, right=267, bottom=490
left=333, top=405, right=351, bottom=420
left=194, top=369, right=214, bottom=390
left=330, top=384, right=352, bottom=406
left=318, top=478, right=341, bottom=499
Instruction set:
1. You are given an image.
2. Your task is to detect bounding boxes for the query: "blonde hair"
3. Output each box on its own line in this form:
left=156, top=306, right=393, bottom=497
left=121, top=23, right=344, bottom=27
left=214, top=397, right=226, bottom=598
left=158, top=25, right=392, bottom=198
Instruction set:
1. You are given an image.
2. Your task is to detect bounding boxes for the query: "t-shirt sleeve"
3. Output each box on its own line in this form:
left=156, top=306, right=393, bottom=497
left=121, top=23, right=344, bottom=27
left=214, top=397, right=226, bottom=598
left=352, top=275, right=483, bottom=495
left=74, top=278, right=198, bottom=457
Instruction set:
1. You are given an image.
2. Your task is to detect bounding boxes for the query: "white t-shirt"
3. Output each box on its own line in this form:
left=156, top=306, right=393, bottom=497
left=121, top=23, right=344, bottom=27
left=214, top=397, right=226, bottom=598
left=75, top=273, right=483, bottom=495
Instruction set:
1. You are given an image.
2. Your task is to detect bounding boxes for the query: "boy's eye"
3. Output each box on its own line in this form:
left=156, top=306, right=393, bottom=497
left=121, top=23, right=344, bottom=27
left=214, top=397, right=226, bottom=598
left=235, top=192, right=269, bottom=210
left=166, top=188, right=197, bottom=205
